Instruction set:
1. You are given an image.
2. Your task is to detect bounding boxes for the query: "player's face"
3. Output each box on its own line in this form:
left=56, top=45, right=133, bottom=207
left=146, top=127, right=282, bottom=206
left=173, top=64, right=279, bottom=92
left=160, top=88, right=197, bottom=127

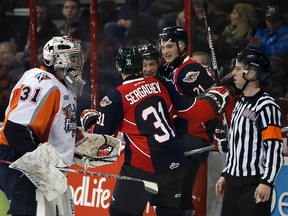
left=160, top=40, right=179, bottom=64
left=142, top=59, right=158, bottom=78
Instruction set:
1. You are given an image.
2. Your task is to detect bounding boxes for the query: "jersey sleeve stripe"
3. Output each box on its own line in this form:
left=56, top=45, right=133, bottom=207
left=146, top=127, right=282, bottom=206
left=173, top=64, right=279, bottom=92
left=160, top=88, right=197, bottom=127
left=29, top=87, right=61, bottom=142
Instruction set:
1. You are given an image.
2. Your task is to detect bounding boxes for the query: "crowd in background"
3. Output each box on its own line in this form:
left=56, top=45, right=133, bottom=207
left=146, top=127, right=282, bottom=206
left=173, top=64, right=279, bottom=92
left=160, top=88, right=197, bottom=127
left=0, top=0, right=287, bottom=123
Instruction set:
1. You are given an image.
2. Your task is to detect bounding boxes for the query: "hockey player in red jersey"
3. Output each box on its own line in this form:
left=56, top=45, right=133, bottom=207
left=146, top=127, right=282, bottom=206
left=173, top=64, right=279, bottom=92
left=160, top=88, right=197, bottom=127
left=0, top=36, right=85, bottom=215
left=159, top=26, right=234, bottom=216
left=81, top=46, right=231, bottom=216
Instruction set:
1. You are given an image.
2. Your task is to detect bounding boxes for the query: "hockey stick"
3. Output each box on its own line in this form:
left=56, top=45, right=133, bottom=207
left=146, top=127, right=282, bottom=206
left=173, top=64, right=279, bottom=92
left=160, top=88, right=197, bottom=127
left=184, top=145, right=214, bottom=156
left=58, top=168, right=158, bottom=195
left=0, top=159, right=158, bottom=195
left=197, top=72, right=233, bottom=99
left=202, top=0, right=230, bottom=142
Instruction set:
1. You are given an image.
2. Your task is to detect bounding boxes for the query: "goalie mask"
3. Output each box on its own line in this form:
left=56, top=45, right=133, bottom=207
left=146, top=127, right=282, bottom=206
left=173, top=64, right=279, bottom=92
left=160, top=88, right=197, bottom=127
left=116, top=46, right=143, bottom=74
left=43, top=36, right=85, bottom=95
left=230, top=48, right=270, bottom=81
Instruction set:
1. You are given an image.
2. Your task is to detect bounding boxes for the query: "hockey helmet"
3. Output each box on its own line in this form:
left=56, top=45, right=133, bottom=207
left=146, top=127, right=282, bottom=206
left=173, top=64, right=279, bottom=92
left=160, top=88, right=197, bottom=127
left=230, top=48, right=270, bottom=81
left=159, top=26, right=188, bottom=47
left=116, top=46, right=142, bottom=74
left=138, top=44, right=159, bottom=62
left=43, top=36, right=85, bottom=95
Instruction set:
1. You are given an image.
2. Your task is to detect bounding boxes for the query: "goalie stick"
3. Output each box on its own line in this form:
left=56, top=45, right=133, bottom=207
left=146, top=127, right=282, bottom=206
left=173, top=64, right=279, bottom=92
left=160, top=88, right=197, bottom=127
left=202, top=0, right=230, bottom=142
left=0, top=159, right=158, bottom=195
left=58, top=167, right=159, bottom=195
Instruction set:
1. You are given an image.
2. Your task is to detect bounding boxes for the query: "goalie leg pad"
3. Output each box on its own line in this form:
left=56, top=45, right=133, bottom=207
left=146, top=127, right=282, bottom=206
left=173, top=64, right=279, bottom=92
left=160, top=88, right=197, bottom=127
left=36, top=187, right=75, bottom=216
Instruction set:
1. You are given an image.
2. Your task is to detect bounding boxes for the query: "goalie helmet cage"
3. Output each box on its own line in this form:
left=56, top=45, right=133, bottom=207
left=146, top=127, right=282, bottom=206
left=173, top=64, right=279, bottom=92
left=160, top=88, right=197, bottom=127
left=26, top=0, right=207, bottom=215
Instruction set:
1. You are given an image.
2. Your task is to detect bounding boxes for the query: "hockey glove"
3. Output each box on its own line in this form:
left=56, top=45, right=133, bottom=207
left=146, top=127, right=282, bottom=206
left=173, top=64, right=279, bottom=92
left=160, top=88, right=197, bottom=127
left=213, top=124, right=229, bottom=154
left=80, top=109, right=99, bottom=131
left=74, top=128, right=122, bottom=169
left=202, top=86, right=229, bottom=113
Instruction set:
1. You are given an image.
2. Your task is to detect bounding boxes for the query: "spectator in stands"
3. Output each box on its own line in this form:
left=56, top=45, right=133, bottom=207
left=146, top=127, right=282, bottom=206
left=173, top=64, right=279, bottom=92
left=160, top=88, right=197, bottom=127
left=246, top=5, right=288, bottom=97
left=0, top=6, right=13, bottom=42
left=192, top=51, right=212, bottom=68
left=103, top=0, right=158, bottom=46
left=214, top=3, right=258, bottom=75
left=10, top=1, right=59, bottom=67
left=98, top=0, right=118, bottom=31
left=150, top=0, right=184, bottom=33
left=176, top=0, right=228, bottom=55
left=58, top=0, right=89, bottom=43
left=0, top=42, right=25, bottom=121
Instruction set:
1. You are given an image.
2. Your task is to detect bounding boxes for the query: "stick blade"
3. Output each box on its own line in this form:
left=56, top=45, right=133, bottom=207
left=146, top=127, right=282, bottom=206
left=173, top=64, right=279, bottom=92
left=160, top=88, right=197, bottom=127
left=143, top=180, right=158, bottom=194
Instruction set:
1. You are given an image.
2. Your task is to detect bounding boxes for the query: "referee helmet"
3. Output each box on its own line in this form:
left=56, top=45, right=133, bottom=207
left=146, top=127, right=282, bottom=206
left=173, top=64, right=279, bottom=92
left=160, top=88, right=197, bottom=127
left=231, top=48, right=270, bottom=81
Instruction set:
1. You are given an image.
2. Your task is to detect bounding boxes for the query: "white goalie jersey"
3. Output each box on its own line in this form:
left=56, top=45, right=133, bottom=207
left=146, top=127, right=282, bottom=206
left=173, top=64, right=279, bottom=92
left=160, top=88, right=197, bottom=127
left=0, top=66, right=77, bottom=165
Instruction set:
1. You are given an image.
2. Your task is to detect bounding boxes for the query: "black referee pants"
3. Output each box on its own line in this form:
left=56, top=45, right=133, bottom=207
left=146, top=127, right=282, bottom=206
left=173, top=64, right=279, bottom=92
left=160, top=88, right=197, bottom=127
left=221, top=174, right=271, bottom=216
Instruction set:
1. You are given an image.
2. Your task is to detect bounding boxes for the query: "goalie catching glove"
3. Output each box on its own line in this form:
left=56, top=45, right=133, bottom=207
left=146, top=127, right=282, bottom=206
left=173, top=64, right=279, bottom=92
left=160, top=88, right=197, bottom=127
left=202, top=86, right=229, bottom=113
left=213, top=124, right=229, bottom=154
left=74, top=128, right=122, bottom=169
left=80, top=109, right=99, bottom=131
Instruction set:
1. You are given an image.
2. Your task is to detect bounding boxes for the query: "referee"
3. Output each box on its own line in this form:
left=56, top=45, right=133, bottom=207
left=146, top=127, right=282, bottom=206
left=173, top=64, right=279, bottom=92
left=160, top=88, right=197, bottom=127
left=215, top=48, right=284, bottom=216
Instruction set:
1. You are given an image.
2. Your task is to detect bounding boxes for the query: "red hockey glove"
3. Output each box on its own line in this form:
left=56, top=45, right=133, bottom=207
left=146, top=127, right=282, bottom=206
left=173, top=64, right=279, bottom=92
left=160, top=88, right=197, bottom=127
left=213, top=124, right=229, bottom=154
left=203, top=86, right=229, bottom=113
left=80, top=109, right=99, bottom=131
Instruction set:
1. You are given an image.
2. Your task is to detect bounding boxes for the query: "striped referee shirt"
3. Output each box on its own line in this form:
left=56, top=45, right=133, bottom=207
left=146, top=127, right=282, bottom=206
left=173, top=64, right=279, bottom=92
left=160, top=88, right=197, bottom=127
left=223, top=89, right=283, bottom=185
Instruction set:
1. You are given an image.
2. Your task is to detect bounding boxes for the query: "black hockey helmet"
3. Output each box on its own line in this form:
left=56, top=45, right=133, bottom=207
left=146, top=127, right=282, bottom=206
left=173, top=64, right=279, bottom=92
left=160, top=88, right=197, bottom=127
left=230, top=48, right=270, bottom=81
left=116, top=46, right=142, bottom=74
left=159, top=26, right=189, bottom=47
left=138, top=44, right=159, bottom=62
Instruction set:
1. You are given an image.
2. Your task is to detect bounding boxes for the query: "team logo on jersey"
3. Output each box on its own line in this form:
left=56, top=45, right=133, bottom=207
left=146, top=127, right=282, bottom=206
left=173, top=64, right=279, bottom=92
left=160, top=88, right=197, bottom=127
left=170, top=162, right=180, bottom=170
left=35, top=72, right=51, bottom=82
left=242, top=108, right=256, bottom=121
left=100, top=96, right=112, bottom=107
left=63, top=104, right=77, bottom=135
left=183, top=71, right=200, bottom=83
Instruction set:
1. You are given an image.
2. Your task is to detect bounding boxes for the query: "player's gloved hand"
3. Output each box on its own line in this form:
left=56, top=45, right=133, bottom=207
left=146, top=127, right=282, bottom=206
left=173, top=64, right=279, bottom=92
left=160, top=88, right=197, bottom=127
left=80, top=109, right=99, bottom=131
left=203, top=86, right=229, bottom=113
left=213, top=124, right=229, bottom=154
